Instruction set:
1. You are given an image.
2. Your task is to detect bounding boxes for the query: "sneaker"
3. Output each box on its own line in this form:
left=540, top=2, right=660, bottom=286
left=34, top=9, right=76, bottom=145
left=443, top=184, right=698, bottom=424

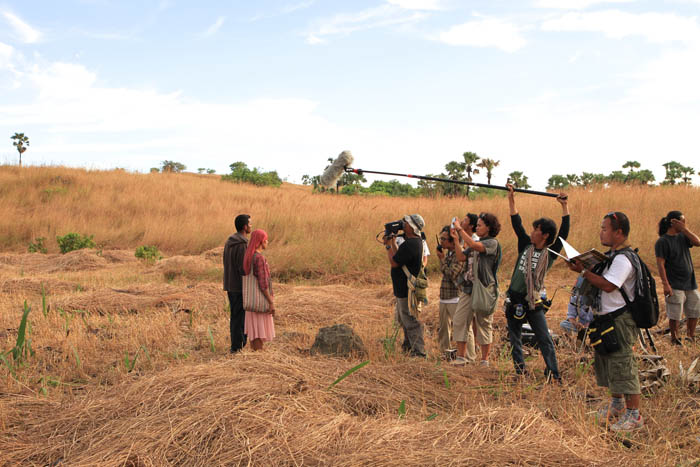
left=450, top=356, right=468, bottom=366
left=597, top=402, right=625, bottom=425
left=671, top=337, right=683, bottom=346
left=479, top=360, right=489, bottom=367
left=610, top=412, right=644, bottom=432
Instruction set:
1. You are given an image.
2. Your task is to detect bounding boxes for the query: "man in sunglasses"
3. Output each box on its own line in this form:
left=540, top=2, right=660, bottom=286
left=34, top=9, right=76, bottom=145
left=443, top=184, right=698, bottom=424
left=567, top=212, right=643, bottom=432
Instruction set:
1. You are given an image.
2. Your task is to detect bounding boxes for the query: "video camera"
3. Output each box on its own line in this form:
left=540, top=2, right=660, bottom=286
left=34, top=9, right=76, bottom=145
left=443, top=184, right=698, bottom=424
left=384, top=219, right=404, bottom=238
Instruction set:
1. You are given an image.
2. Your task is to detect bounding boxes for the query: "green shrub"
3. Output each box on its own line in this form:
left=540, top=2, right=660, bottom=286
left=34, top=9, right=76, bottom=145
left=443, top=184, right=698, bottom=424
left=221, top=161, right=282, bottom=187
left=56, top=233, right=96, bottom=254
left=28, top=237, right=48, bottom=254
left=135, top=245, right=162, bottom=262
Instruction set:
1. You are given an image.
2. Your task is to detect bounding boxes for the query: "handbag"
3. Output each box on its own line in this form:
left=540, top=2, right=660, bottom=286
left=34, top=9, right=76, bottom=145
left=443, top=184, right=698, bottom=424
left=471, top=251, right=499, bottom=317
left=242, top=254, right=271, bottom=313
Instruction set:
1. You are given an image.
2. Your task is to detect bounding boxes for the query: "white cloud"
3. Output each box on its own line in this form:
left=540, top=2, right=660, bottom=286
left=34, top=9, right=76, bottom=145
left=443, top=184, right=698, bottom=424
left=304, top=5, right=426, bottom=44
left=0, top=42, right=13, bottom=65
left=386, top=0, right=444, bottom=10
left=542, top=10, right=700, bottom=44
left=282, top=1, right=315, bottom=14
left=2, top=11, right=42, bottom=44
left=158, top=0, right=173, bottom=11
left=534, top=0, right=635, bottom=9
left=438, top=17, right=527, bottom=52
left=624, top=45, right=700, bottom=104
left=200, top=16, right=226, bottom=38
left=0, top=55, right=349, bottom=178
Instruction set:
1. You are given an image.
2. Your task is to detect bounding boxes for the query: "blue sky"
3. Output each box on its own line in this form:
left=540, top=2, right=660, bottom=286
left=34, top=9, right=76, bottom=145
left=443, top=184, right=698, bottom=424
left=1, top=0, right=699, bottom=189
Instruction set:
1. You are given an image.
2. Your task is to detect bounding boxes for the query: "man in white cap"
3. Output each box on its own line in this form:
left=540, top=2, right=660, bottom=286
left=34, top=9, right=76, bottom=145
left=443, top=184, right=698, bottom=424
left=383, top=214, right=427, bottom=357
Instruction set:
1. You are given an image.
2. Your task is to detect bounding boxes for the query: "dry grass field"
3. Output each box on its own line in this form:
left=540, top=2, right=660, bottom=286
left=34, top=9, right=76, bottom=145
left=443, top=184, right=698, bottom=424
left=1, top=165, right=699, bottom=465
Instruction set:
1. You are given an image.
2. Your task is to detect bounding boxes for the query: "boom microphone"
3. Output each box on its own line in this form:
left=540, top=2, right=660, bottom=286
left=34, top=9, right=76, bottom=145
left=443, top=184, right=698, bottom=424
left=320, top=150, right=354, bottom=187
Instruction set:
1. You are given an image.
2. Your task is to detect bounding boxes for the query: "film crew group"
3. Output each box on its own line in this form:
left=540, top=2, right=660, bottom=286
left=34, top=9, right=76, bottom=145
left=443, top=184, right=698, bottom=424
left=383, top=214, right=428, bottom=357
left=223, top=214, right=276, bottom=353
left=504, top=183, right=569, bottom=383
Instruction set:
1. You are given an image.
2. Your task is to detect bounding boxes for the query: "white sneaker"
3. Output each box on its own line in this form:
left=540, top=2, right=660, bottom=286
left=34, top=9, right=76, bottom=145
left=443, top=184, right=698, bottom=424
left=450, top=356, right=468, bottom=366
left=479, top=360, right=489, bottom=367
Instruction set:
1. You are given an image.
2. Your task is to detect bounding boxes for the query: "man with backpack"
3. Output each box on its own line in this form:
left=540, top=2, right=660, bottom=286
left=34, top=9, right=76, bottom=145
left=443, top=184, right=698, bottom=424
left=383, top=214, right=427, bottom=357
left=568, top=212, right=644, bottom=432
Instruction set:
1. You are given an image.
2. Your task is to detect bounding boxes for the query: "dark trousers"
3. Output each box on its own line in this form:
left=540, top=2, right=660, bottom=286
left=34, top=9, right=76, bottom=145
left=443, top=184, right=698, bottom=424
left=506, top=308, right=560, bottom=379
left=227, top=291, right=247, bottom=352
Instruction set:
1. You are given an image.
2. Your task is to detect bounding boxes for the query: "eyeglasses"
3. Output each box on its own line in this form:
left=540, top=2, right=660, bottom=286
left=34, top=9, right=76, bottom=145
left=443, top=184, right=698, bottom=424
left=439, top=236, right=450, bottom=241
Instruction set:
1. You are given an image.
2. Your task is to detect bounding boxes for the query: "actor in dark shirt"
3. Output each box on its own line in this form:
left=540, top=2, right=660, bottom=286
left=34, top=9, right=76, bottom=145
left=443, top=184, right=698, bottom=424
left=223, top=214, right=252, bottom=353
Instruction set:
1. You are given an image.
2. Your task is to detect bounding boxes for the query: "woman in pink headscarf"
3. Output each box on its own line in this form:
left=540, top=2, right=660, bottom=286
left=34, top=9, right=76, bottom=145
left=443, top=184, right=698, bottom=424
left=243, top=229, right=276, bottom=350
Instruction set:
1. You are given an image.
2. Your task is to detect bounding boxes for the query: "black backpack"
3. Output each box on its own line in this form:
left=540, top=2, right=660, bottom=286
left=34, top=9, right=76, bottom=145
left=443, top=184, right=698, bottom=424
left=614, top=248, right=660, bottom=329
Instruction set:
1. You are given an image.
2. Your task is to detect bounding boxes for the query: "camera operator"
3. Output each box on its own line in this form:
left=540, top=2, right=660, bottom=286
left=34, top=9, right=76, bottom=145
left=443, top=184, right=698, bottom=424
left=397, top=231, right=431, bottom=268
left=384, top=214, right=427, bottom=357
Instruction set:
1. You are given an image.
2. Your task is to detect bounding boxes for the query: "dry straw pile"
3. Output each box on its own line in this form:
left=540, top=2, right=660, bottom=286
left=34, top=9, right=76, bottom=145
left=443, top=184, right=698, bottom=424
left=0, top=352, right=677, bottom=466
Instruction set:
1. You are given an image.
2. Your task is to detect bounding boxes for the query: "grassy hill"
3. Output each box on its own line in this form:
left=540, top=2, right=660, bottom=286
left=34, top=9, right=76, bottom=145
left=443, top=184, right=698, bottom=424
left=1, top=165, right=699, bottom=465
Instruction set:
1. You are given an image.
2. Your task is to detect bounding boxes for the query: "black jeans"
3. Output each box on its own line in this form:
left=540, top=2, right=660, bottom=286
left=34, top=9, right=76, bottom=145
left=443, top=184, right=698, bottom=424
left=506, top=307, right=560, bottom=379
left=227, top=291, right=247, bottom=352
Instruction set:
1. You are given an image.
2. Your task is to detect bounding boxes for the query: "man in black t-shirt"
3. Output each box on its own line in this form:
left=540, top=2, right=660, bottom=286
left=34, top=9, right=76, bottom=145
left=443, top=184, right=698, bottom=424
left=384, top=214, right=426, bottom=357
left=655, top=211, right=700, bottom=345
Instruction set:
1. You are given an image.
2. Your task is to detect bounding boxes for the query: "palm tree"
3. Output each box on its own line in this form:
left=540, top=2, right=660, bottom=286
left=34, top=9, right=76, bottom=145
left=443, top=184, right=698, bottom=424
left=508, top=171, right=531, bottom=189
left=462, top=151, right=480, bottom=196
left=477, top=158, right=500, bottom=184
left=444, top=160, right=466, bottom=197
left=11, top=132, right=29, bottom=167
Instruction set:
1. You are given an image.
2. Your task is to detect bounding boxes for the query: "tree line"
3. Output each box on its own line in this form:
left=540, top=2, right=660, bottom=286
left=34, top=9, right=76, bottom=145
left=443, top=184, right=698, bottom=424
left=546, top=160, right=695, bottom=190
left=302, top=154, right=697, bottom=197
left=6, top=132, right=696, bottom=194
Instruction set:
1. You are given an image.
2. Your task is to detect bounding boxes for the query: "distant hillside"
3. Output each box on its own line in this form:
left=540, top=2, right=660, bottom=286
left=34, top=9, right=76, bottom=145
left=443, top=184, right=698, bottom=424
left=1, top=165, right=698, bottom=282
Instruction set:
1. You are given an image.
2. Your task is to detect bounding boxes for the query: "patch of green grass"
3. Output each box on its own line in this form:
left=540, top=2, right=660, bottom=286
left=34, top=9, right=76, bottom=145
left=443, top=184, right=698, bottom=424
left=382, top=321, right=400, bottom=359
left=398, top=400, right=406, bottom=419
left=328, top=360, right=370, bottom=389
left=2, top=301, right=35, bottom=377
left=41, top=284, right=48, bottom=317
left=135, top=245, right=162, bottom=263
left=207, top=326, right=216, bottom=352
left=56, top=232, right=96, bottom=254
left=124, top=350, right=139, bottom=373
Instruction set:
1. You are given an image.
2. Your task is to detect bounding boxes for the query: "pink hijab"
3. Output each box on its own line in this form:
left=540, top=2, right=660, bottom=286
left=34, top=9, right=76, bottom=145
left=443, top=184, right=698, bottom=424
left=243, top=229, right=268, bottom=275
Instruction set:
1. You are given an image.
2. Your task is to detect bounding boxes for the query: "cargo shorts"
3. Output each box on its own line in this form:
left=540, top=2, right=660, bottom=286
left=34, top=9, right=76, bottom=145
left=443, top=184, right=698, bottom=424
left=454, top=292, right=493, bottom=345
left=665, top=288, right=700, bottom=321
left=594, top=310, right=641, bottom=395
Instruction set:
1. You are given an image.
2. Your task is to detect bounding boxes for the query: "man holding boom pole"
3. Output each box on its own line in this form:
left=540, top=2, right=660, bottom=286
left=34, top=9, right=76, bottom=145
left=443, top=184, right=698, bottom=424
left=504, top=184, right=569, bottom=382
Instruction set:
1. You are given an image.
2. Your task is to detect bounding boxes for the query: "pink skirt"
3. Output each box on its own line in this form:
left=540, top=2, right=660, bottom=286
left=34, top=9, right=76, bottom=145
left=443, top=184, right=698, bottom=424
left=245, top=311, right=275, bottom=342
